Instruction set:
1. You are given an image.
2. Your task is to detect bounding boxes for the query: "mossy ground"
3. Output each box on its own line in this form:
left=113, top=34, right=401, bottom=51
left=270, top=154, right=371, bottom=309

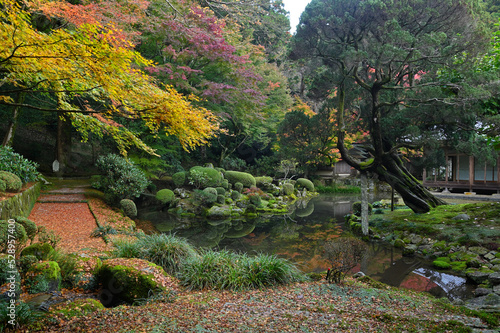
left=370, top=202, right=500, bottom=249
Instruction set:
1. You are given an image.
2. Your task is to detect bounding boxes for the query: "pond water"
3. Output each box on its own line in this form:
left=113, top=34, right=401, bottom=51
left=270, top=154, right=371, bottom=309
left=137, top=194, right=475, bottom=300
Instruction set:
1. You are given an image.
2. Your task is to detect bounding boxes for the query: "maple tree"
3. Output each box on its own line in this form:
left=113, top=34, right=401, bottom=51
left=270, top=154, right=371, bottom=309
left=0, top=0, right=219, bottom=166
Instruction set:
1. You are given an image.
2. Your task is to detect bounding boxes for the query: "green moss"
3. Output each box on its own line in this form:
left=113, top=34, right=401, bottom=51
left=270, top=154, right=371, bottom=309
left=26, top=261, right=62, bottom=293
left=119, top=199, right=137, bottom=218
left=14, top=216, right=37, bottom=241
left=450, top=261, right=467, bottom=271
left=189, top=166, right=223, bottom=188
left=53, top=298, right=104, bottom=319
left=282, top=183, right=294, bottom=196
left=433, top=260, right=451, bottom=270
left=21, top=243, right=54, bottom=260
left=95, top=259, right=168, bottom=306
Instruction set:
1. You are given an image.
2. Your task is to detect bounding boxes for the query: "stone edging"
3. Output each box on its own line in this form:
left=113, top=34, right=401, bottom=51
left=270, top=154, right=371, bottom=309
left=0, top=182, right=42, bottom=219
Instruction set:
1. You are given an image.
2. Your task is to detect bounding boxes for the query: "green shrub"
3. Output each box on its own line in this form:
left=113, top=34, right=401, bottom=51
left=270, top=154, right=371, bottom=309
left=255, top=176, right=273, bottom=189
left=47, top=250, right=81, bottom=289
left=282, top=182, right=294, bottom=196
left=215, top=187, right=226, bottom=196
left=156, top=189, right=175, bottom=205
left=0, top=300, right=43, bottom=332
left=0, top=146, right=41, bottom=183
left=296, top=178, right=315, bottom=192
left=188, top=166, right=222, bottom=188
left=92, top=154, right=150, bottom=203
left=352, top=201, right=373, bottom=216
left=36, top=226, right=61, bottom=248
left=225, top=171, right=256, bottom=188
left=248, top=194, right=262, bottom=207
left=234, top=182, right=244, bottom=193
left=231, top=190, right=241, bottom=201
left=14, top=216, right=37, bottom=242
left=0, top=179, right=5, bottom=192
left=221, top=179, right=230, bottom=190
left=217, top=194, right=225, bottom=204
left=0, top=220, right=28, bottom=252
left=221, top=157, right=246, bottom=171
left=120, top=199, right=137, bottom=217
left=202, top=187, right=218, bottom=204
left=172, top=171, right=186, bottom=187
left=20, top=243, right=54, bottom=260
left=0, top=171, right=22, bottom=192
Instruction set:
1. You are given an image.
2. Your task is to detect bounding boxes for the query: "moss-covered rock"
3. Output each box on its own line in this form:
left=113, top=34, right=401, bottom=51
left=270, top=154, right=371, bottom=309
left=225, top=171, right=256, bottom=188
left=53, top=298, right=104, bottom=319
left=156, top=189, right=175, bottom=205
left=95, top=258, right=172, bottom=306
left=433, top=260, right=451, bottom=270
left=352, top=201, right=373, bottom=216
left=119, top=199, right=137, bottom=218
left=21, top=243, right=54, bottom=260
left=0, top=171, right=22, bottom=192
left=296, top=178, right=314, bottom=192
left=206, top=206, right=232, bottom=220
left=25, top=261, right=62, bottom=293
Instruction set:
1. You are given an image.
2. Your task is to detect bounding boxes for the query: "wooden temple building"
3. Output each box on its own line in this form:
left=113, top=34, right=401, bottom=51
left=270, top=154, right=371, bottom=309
left=422, top=150, right=500, bottom=193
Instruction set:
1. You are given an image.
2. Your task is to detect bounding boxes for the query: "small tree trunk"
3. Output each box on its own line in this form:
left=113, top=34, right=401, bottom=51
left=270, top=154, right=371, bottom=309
left=55, top=113, right=72, bottom=177
left=2, top=92, right=25, bottom=147
left=360, top=172, right=369, bottom=236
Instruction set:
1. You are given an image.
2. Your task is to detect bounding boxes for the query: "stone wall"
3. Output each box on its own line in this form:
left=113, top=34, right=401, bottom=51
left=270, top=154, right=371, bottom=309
left=0, top=182, right=41, bottom=220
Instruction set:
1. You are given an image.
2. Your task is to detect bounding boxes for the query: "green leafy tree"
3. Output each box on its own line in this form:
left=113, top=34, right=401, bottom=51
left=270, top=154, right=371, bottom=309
left=292, top=0, right=493, bottom=213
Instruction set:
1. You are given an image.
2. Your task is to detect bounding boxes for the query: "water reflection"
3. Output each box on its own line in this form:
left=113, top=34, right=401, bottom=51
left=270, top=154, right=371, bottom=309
left=137, top=194, right=474, bottom=300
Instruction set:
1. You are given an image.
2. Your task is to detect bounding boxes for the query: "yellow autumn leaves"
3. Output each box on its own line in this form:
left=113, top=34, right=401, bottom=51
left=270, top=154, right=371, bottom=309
left=0, top=0, right=219, bottom=154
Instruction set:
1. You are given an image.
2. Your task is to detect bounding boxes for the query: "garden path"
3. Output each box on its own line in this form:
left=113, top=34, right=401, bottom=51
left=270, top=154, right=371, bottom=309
left=28, top=181, right=110, bottom=254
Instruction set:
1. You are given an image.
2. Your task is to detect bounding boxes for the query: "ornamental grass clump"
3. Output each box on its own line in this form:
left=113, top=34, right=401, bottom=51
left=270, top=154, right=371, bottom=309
left=178, top=250, right=306, bottom=290
left=113, top=234, right=198, bottom=275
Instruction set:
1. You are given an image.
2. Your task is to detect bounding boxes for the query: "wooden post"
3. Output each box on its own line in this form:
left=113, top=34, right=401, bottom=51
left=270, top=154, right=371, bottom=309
left=469, top=156, right=474, bottom=192
left=457, top=155, right=460, bottom=181
left=445, top=151, right=449, bottom=184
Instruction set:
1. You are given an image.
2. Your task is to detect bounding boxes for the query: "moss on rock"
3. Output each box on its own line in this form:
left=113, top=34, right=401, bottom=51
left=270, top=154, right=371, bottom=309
left=21, top=243, right=54, bottom=260
left=26, top=261, right=62, bottom=293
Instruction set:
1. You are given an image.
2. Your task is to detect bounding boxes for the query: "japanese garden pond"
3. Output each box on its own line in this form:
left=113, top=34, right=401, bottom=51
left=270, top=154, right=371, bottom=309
left=137, top=193, right=475, bottom=301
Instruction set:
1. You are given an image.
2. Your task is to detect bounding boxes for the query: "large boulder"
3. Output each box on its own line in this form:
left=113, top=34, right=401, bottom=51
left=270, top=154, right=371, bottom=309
left=25, top=261, right=62, bottom=293
left=95, top=258, right=178, bottom=307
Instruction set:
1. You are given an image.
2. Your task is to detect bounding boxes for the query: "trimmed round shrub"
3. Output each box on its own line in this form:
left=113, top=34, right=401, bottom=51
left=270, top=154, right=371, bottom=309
left=215, top=187, right=226, bottom=196
left=120, top=199, right=137, bottom=217
left=188, top=166, right=222, bottom=188
left=0, top=146, right=41, bottom=183
left=202, top=187, right=218, bottom=204
left=296, top=178, right=314, bottom=192
left=21, top=243, right=54, bottom=261
left=255, top=176, right=273, bottom=189
left=224, top=171, right=256, bottom=188
left=92, top=154, right=150, bottom=203
left=234, top=182, right=244, bottom=193
left=0, top=171, right=22, bottom=192
left=221, top=179, right=230, bottom=190
left=0, top=179, right=6, bottom=192
left=14, top=216, right=37, bottom=242
left=352, top=201, right=373, bottom=216
left=248, top=194, right=262, bottom=207
left=156, top=189, right=175, bottom=205
left=282, top=183, right=294, bottom=196
left=172, top=171, right=186, bottom=187
left=0, top=220, right=28, bottom=252
left=231, top=190, right=241, bottom=201
left=217, top=194, right=225, bottom=204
